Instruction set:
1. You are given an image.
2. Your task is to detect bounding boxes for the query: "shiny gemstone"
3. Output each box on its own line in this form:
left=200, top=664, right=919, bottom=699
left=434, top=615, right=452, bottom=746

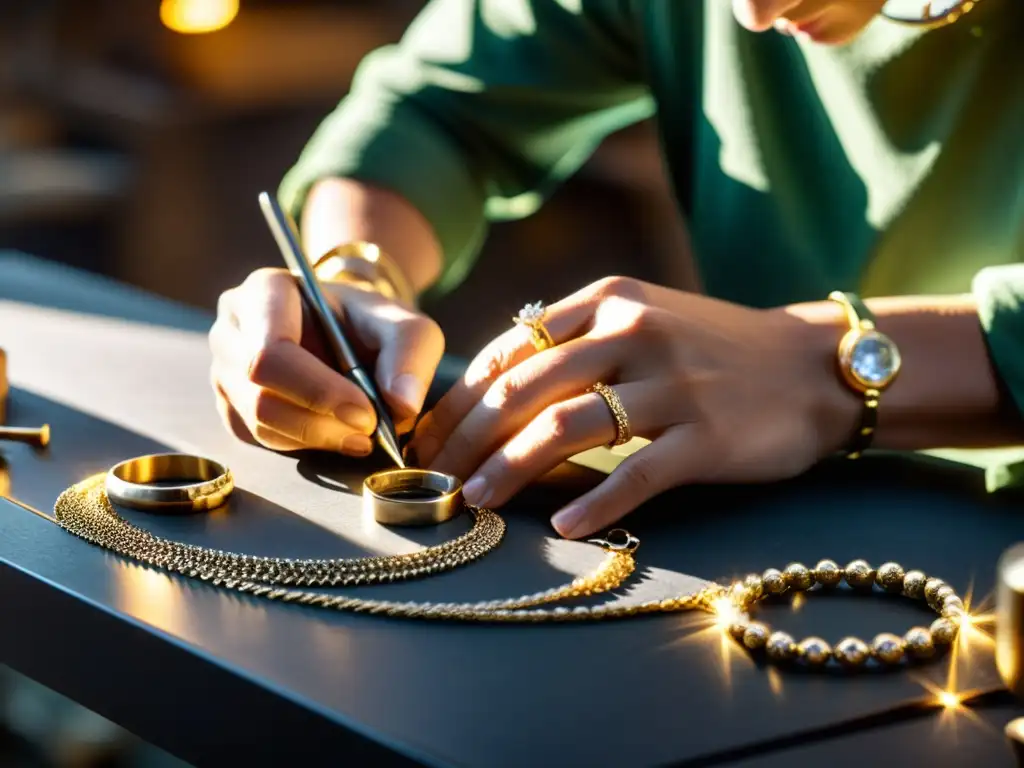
left=851, top=333, right=899, bottom=386
left=518, top=302, right=545, bottom=322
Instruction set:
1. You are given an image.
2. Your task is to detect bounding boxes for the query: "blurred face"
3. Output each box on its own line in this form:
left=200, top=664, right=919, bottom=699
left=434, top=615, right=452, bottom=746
left=732, top=0, right=887, bottom=45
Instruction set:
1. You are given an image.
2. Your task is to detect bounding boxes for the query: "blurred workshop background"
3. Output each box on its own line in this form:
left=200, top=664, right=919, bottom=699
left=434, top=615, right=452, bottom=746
left=0, top=1, right=687, bottom=765
left=0, top=0, right=692, bottom=356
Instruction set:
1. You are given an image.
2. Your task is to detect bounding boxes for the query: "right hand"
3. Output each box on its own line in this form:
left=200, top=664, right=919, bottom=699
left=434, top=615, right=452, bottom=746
left=209, top=268, right=444, bottom=456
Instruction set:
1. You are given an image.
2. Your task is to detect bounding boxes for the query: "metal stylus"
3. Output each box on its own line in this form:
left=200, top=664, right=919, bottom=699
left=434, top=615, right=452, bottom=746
left=257, top=191, right=405, bottom=468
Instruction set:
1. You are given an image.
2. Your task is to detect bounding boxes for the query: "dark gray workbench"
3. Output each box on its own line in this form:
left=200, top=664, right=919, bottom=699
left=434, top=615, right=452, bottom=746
left=2, top=251, right=1024, bottom=767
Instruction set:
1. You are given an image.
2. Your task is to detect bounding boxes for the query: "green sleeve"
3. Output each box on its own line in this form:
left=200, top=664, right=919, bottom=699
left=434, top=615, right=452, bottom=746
left=971, top=264, right=1024, bottom=490
left=278, top=0, right=653, bottom=295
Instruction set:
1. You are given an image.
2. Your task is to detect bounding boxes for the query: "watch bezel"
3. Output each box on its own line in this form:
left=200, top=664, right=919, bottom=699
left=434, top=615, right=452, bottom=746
left=837, top=328, right=902, bottom=392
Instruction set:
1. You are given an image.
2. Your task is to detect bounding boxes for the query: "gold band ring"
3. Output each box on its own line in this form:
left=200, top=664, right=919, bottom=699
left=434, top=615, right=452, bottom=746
left=514, top=301, right=555, bottom=351
left=105, top=454, right=234, bottom=513
left=364, top=468, right=464, bottom=526
left=590, top=382, right=632, bottom=447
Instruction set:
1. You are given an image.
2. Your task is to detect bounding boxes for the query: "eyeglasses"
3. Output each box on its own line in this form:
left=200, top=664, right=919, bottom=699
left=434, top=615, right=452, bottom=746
left=881, top=0, right=983, bottom=30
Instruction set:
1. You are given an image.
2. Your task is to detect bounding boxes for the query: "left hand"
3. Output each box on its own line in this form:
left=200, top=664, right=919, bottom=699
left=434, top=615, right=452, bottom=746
left=409, top=276, right=856, bottom=539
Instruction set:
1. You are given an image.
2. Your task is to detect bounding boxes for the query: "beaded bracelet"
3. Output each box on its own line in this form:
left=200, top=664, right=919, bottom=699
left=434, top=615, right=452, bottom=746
left=719, top=560, right=966, bottom=669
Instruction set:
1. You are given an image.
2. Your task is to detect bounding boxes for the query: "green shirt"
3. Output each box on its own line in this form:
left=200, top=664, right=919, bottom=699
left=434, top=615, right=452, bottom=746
left=280, top=0, right=1024, bottom=478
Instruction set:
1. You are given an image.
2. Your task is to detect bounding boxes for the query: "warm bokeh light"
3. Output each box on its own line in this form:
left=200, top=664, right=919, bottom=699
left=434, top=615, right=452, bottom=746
left=711, top=595, right=742, bottom=631
left=938, top=690, right=962, bottom=710
left=160, top=0, right=239, bottom=34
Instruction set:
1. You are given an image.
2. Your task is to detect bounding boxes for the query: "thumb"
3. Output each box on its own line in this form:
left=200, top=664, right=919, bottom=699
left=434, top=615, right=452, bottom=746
left=342, top=290, right=444, bottom=418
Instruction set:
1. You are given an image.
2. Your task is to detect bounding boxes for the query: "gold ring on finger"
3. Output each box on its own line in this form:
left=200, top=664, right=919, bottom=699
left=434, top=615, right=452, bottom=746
left=513, top=301, right=555, bottom=352
left=589, top=382, right=632, bottom=447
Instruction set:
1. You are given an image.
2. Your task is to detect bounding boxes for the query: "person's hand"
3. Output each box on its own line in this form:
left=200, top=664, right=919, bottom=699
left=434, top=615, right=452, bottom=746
left=409, top=276, right=855, bottom=538
left=209, top=268, right=443, bottom=455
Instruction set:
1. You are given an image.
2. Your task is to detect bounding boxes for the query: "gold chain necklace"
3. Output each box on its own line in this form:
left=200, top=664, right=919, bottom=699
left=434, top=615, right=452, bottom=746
left=54, top=475, right=970, bottom=670
left=55, top=474, right=713, bottom=619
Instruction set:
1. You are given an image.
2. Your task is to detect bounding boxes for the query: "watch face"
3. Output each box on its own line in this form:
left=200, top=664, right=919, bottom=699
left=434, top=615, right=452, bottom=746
left=848, top=330, right=901, bottom=390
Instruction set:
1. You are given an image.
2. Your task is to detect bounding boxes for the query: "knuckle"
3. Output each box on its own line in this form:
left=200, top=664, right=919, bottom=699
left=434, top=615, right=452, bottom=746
left=620, top=456, right=659, bottom=491
left=251, top=388, right=279, bottom=427
left=610, top=303, right=666, bottom=342
left=592, top=275, right=644, bottom=303
left=245, top=266, right=287, bottom=290
left=490, top=370, right=528, bottom=410
left=245, top=340, right=281, bottom=386
left=440, top=428, right=474, bottom=465
left=537, top=404, right=572, bottom=444
left=215, top=289, right=235, bottom=319
left=463, top=339, right=514, bottom=388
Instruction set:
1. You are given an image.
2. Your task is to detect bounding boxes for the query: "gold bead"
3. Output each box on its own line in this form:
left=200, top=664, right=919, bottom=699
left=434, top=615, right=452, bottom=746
left=743, top=622, right=770, bottom=650
left=783, top=563, right=813, bottom=591
left=835, top=637, right=870, bottom=668
left=942, top=603, right=965, bottom=621
left=766, top=631, right=798, bottom=662
left=904, top=627, right=936, bottom=659
left=743, top=573, right=764, bottom=601
left=930, top=617, right=958, bottom=646
left=871, top=632, right=905, bottom=665
left=798, top=636, right=832, bottom=667
left=930, top=584, right=955, bottom=609
left=728, top=619, right=749, bottom=641
left=813, top=559, right=843, bottom=588
left=762, top=568, right=787, bottom=596
left=902, top=570, right=927, bottom=599
left=924, top=578, right=946, bottom=604
left=942, top=594, right=964, bottom=614
left=875, top=562, right=905, bottom=593
left=844, top=560, right=875, bottom=590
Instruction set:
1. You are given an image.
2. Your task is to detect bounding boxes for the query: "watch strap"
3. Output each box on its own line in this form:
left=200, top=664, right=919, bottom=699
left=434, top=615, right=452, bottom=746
left=828, top=291, right=881, bottom=460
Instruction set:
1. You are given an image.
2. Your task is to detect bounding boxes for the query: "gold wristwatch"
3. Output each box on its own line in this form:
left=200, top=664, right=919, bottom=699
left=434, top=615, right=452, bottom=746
left=828, top=291, right=901, bottom=459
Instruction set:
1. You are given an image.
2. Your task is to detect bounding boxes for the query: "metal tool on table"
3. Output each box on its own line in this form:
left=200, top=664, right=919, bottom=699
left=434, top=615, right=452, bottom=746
left=0, top=347, right=50, bottom=449
left=257, top=191, right=405, bottom=468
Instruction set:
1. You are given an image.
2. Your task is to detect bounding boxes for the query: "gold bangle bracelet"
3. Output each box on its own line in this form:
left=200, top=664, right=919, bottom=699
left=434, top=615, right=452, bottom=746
left=105, top=453, right=234, bottom=513
left=312, top=242, right=416, bottom=307
left=363, top=468, right=463, bottom=526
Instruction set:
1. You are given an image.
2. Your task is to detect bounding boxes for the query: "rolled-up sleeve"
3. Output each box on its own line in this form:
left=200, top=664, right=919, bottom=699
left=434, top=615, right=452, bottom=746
left=278, top=0, right=653, bottom=295
left=972, top=263, right=1024, bottom=489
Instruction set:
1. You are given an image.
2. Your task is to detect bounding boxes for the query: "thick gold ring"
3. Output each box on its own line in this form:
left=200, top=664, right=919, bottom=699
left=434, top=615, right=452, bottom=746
left=105, top=454, right=234, bottom=513
left=364, top=468, right=463, bottom=526
left=590, top=382, right=632, bottom=447
left=514, top=301, right=555, bottom=351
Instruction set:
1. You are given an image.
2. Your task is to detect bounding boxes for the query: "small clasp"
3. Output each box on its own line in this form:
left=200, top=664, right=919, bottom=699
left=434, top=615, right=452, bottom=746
left=587, top=528, right=640, bottom=553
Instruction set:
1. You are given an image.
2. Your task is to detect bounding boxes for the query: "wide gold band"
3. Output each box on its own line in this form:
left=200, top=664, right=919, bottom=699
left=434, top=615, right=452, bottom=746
left=363, top=468, right=463, bottom=526
left=105, top=453, right=234, bottom=513
left=312, top=241, right=416, bottom=307
left=590, top=382, right=632, bottom=447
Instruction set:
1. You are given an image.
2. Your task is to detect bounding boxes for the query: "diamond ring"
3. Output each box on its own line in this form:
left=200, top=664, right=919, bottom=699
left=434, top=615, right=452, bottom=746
left=514, top=301, right=555, bottom=351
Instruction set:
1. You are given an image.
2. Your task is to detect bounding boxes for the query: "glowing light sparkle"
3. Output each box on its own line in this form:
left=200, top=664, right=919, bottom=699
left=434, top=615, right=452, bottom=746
left=160, top=0, right=239, bottom=34
left=937, top=690, right=962, bottom=710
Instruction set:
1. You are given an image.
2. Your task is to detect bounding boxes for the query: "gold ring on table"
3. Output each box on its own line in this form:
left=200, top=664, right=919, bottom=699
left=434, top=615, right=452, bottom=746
left=105, top=454, right=234, bottom=513
left=514, top=301, right=555, bottom=351
left=590, top=382, right=632, bottom=447
left=363, top=468, right=464, bottom=526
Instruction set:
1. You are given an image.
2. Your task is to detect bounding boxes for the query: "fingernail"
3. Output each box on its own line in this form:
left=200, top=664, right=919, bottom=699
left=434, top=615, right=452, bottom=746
left=336, top=404, right=375, bottom=433
left=342, top=434, right=373, bottom=456
left=462, top=476, right=492, bottom=508
left=391, top=373, right=426, bottom=415
left=551, top=505, right=587, bottom=538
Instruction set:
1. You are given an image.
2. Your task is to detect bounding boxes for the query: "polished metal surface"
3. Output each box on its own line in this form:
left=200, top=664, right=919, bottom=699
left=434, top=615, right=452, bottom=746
left=363, top=468, right=464, bottom=526
left=0, top=424, right=49, bottom=448
left=105, top=453, right=234, bottom=512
